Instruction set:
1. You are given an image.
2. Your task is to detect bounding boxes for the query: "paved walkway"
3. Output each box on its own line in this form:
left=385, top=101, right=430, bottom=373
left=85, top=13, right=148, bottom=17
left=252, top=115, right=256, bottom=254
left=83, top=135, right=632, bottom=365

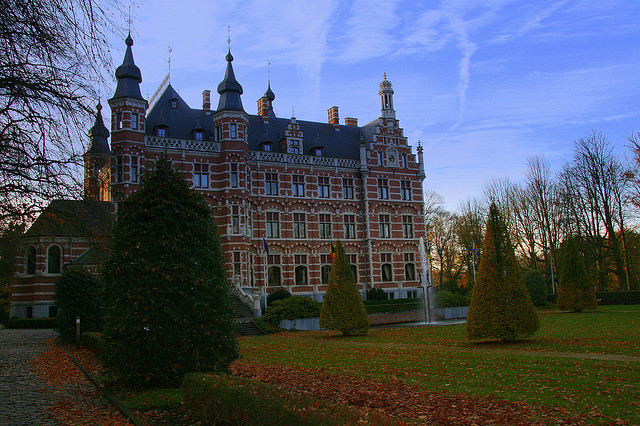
left=0, top=328, right=59, bottom=425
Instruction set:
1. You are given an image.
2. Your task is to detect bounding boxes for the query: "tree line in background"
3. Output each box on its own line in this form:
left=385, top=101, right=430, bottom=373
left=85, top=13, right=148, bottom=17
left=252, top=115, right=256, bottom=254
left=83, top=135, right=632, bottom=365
left=426, top=130, right=640, bottom=296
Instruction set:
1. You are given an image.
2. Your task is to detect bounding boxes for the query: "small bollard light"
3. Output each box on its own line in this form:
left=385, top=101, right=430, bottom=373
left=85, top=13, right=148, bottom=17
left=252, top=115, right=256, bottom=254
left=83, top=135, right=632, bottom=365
left=75, top=316, right=81, bottom=348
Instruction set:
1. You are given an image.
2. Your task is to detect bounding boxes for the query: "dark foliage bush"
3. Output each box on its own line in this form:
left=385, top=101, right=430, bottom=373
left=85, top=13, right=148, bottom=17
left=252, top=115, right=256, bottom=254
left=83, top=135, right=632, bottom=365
left=435, top=290, right=470, bottom=308
left=466, top=203, right=539, bottom=341
left=366, top=287, right=387, bottom=301
left=557, top=236, right=597, bottom=312
left=596, top=291, right=640, bottom=305
left=363, top=298, right=420, bottom=314
left=55, top=266, right=103, bottom=343
left=265, top=295, right=321, bottom=323
left=101, top=157, right=237, bottom=387
left=6, top=317, right=56, bottom=329
left=80, top=332, right=107, bottom=356
left=267, top=288, right=291, bottom=306
left=522, top=269, right=547, bottom=306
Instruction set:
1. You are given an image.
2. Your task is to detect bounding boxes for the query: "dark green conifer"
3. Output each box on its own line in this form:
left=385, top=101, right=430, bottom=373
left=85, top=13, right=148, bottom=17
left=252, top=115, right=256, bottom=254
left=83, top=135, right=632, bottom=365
left=55, top=266, right=103, bottom=343
left=557, top=236, right=597, bottom=312
left=319, top=241, right=369, bottom=335
left=102, top=156, right=238, bottom=387
left=466, top=203, right=539, bottom=341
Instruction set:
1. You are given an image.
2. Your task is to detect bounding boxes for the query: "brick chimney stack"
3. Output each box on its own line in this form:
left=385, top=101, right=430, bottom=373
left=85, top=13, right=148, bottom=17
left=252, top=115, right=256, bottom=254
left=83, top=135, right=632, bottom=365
left=328, top=106, right=339, bottom=129
left=345, top=117, right=358, bottom=127
left=202, top=90, right=211, bottom=112
left=258, top=96, right=269, bottom=121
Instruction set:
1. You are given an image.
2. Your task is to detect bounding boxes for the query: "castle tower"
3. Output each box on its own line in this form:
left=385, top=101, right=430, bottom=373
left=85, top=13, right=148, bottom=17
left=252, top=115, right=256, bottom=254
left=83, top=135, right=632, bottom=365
left=83, top=102, right=111, bottom=201
left=379, top=73, right=395, bottom=119
left=108, top=33, right=148, bottom=201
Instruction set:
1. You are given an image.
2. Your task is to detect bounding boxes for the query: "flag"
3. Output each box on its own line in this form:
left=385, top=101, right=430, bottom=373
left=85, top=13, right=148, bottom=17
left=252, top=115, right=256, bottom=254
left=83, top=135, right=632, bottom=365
left=329, top=242, right=336, bottom=262
left=472, top=239, right=479, bottom=259
left=263, top=237, right=269, bottom=256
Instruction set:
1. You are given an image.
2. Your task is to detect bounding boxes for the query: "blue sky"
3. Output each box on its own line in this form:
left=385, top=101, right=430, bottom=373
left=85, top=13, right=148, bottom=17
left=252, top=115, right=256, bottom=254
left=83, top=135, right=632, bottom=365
left=107, top=0, right=640, bottom=210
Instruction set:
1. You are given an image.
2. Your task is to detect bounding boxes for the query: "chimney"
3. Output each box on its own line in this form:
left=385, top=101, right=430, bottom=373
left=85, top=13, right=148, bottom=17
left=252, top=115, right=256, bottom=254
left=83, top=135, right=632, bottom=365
left=202, top=90, right=211, bottom=112
left=345, top=117, right=358, bottom=127
left=328, top=106, right=339, bottom=129
left=258, top=96, right=269, bottom=122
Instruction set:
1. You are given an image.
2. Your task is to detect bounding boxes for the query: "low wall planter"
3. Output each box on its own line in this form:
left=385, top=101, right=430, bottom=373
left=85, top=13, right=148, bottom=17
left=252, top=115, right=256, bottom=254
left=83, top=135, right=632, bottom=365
left=279, top=317, right=320, bottom=331
left=433, top=306, right=469, bottom=319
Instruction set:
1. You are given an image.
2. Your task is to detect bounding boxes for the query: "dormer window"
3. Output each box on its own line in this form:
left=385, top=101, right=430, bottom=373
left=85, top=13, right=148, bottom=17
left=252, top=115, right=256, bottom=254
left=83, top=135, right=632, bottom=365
left=261, top=142, right=272, bottom=152
left=289, top=139, right=301, bottom=154
left=313, top=147, right=323, bottom=157
left=156, top=126, right=167, bottom=137
left=170, top=99, right=178, bottom=109
left=194, top=130, right=204, bottom=141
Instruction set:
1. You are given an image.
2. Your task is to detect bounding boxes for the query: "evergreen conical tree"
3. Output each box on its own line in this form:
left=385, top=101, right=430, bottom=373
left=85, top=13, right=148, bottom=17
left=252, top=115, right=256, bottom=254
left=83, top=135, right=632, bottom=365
left=320, top=241, right=369, bottom=336
left=102, top=156, right=238, bottom=387
left=466, top=203, right=539, bottom=341
left=557, top=235, right=597, bottom=312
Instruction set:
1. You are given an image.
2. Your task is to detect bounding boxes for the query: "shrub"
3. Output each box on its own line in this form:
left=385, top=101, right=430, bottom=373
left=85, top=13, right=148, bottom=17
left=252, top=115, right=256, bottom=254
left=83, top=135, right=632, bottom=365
left=596, top=291, right=640, bottom=305
left=557, top=236, right=597, bottom=312
left=522, top=269, right=547, bottom=306
left=366, top=288, right=387, bottom=301
left=319, top=241, right=369, bottom=336
left=267, top=288, right=291, bottom=306
left=435, top=290, right=470, bottom=308
left=265, top=295, right=321, bottom=323
left=363, top=298, right=420, bottom=314
left=79, top=332, right=107, bottom=356
left=466, top=203, right=539, bottom=341
left=6, top=317, right=56, bottom=329
left=55, top=266, right=103, bottom=343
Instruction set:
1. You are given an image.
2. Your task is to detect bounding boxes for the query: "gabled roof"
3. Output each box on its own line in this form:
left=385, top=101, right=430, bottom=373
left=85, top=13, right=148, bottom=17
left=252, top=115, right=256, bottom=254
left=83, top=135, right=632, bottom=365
left=25, top=200, right=113, bottom=238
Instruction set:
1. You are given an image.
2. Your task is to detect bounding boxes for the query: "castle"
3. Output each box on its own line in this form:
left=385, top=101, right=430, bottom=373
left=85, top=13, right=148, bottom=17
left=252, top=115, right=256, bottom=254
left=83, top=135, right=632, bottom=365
left=11, top=34, right=427, bottom=318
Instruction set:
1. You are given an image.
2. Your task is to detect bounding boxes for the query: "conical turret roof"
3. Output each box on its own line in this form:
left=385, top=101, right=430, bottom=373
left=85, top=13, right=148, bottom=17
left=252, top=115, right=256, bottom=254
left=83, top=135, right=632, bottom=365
left=86, top=102, right=110, bottom=155
left=112, top=33, right=143, bottom=100
left=216, top=50, right=244, bottom=111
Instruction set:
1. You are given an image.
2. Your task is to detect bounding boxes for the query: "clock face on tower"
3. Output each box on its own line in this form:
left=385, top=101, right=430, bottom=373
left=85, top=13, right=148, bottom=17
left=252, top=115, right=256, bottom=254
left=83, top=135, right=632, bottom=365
left=388, top=154, right=395, bottom=164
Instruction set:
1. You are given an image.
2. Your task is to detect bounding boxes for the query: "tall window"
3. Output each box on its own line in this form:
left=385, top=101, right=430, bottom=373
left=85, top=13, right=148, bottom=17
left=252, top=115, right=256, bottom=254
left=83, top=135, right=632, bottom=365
left=233, top=252, right=242, bottom=278
left=347, top=254, right=358, bottom=282
left=294, top=255, right=308, bottom=285
left=47, top=245, right=61, bottom=274
left=194, top=163, right=209, bottom=188
left=343, top=178, right=355, bottom=199
left=377, top=179, right=389, bottom=199
left=344, top=215, right=356, bottom=239
left=232, top=206, right=240, bottom=234
left=231, top=164, right=238, bottom=188
left=267, top=254, right=281, bottom=286
left=131, top=112, right=138, bottom=130
left=404, top=253, right=416, bottom=281
left=26, top=246, right=36, bottom=275
left=265, top=173, right=278, bottom=195
left=116, top=112, right=123, bottom=130
left=293, top=213, right=306, bottom=238
left=319, top=214, right=331, bottom=239
left=266, top=212, right=280, bottom=238
left=290, top=139, right=301, bottom=154
left=318, top=177, right=330, bottom=198
left=381, top=253, right=392, bottom=282
left=230, top=123, right=237, bottom=139
left=402, top=215, right=414, bottom=238
left=215, top=125, right=222, bottom=141
left=400, top=153, right=407, bottom=168
left=130, top=156, right=139, bottom=183
left=114, top=156, right=123, bottom=183
left=379, top=214, right=391, bottom=238
left=401, top=180, right=411, bottom=201
left=292, top=175, right=305, bottom=197
left=321, top=265, right=332, bottom=284
left=377, top=151, right=383, bottom=165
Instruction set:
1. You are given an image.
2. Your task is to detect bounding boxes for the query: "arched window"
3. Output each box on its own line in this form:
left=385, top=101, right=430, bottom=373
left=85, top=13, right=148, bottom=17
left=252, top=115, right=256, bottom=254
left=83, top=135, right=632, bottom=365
left=381, top=263, right=392, bottom=282
left=26, top=246, right=36, bottom=275
left=321, top=265, right=331, bottom=285
left=47, top=245, right=61, bottom=274
left=351, top=265, right=358, bottom=282
left=268, top=266, right=281, bottom=286
left=405, top=263, right=416, bottom=281
left=295, top=265, right=308, bottom=285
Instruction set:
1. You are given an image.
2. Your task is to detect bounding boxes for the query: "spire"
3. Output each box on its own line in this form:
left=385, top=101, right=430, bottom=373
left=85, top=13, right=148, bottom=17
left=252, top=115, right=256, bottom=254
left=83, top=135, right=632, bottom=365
left=216, top=49, right=244, bottom=111
left=86, top=102, right=110, bottom=155
left=113, top=32, right=143, bottom=99
left=265, top=81, right=275, bottom=102
left=379, top=72, right=395, bottom=119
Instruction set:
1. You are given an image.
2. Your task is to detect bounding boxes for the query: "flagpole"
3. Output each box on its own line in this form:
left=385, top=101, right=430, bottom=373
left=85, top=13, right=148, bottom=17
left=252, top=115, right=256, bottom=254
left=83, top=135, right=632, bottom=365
left=472, top=252, right=476, bottom=283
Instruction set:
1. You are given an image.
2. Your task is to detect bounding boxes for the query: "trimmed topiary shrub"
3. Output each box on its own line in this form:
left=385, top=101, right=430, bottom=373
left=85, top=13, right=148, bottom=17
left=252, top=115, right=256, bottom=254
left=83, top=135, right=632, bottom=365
left=55, top=266, right=103, bottom=343
left=522, top=269, right=547, bottom=306
left=265, top=295, right=321, bottom=324
left=435, top=290, right=470, bottom=308
left=366, top=288, right=387, bottom=301
left=320, top=241, right=369, bottom=336
left=466, top=203, right=539, bottom=341
left=557, top=235, right=597, bottom=312
left=267, top=288, right=292, bottom=307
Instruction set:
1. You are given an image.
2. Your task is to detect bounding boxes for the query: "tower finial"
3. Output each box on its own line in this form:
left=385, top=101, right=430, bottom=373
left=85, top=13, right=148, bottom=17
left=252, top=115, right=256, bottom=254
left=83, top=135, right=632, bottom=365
left=267, top=60, right=271, bottom=82
left=127, top=5, right=132, bottom=33
left=165, top=45, right=173, bottom=82
left=292, top=106, right=295, bottom=117
left=227, top=26, right=231, bottom=51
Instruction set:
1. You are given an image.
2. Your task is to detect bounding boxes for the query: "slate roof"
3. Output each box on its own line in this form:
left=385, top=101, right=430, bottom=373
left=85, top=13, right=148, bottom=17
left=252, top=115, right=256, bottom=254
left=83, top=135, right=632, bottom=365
left=85, top=102, right=110, bottom=156
left=112, top=33, right=143, bottom=100
left=25, top=200, right=113, bottom=238
left=71, top=243, right=111, bottom=266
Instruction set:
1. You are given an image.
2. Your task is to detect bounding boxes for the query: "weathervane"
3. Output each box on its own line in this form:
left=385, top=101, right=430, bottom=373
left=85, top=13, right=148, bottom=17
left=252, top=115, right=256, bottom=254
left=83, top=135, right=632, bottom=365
left=227, top=26, right=231, bottom=51
left=165, top=45, right=173, bottom=82
left=267, top=60, right=271, bottom=82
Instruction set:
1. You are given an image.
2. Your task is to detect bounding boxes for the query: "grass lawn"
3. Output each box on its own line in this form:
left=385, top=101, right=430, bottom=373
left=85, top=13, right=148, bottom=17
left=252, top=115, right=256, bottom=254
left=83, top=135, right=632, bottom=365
left=236, top=305, right=640, bottom=423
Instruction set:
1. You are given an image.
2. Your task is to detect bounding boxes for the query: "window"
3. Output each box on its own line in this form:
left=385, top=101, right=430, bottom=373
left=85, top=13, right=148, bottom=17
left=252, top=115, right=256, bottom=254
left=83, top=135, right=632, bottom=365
left=230, top=123, right=237, bottom=139
left=343, top=178, right=354, bottom=199
left=292, top=175, right=305, bottom=197
left=215, top=125, right=222, bottom=141
left=233, top=252, right=241, bottom=278
left=194, top=130, right=204, bottom=141
left=314, top=147, right=323, bottom=156
left=294, top=255, right=308, bottom=285
left=156, top=127, right=166, bottom=137
left=321, top=265, right=331, bottom=284
left=116, top=112, right=123, bottom=130
left=344, top=215, right=356, bottom=239
left=265, top=173, right=278, bottom=195
left=381, top=253, right=392, bottom=282
left=290, top=139, right=301, bottom=154
left=170, top=99, right=178, bottom=109
left=114, top=156, right=123, bottom=183
left=266, top=212, right=280, bottom=238
left=404, top=253, right=416, bottom=281
left=379, top=214, right=391, bottom=238
left=407, top=290, right=418, bottom=298
left=231, top=164, right=238, bottom=188
left=293, top=213, right=306, bottom=239
left=402, top=215, right=414, bottom=238
left=131, top=112, right=138, bottom=130
left=262, top=142, right=272, bottom=152
left=401, top=180, right=411, bottom=201
left=319, top=214, right=331, bottom=239
left=232, top=206, right=240, bottom=234
left=347, top=254, right=358, bottom=281
left=47, top=245, right=61, bottom=274
left=377, top=179, right=389, bottom=199
left=130, top=156, right=139, bottom=183
left=401, top=154, right=407, bottom=168
left=26, top=246, right=36, bottom=275
left=194, top=163, right=209, bottom=188
left=318, top=177, right=330, bottom=198
left=377, top=151, right=383, bottom=165
left=268, top=254, right=281, bottom=286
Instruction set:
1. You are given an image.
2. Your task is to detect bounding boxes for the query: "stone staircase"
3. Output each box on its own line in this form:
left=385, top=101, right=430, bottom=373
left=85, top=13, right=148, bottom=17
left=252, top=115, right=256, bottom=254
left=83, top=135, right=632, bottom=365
left=233, top=295, right=263, bottom=336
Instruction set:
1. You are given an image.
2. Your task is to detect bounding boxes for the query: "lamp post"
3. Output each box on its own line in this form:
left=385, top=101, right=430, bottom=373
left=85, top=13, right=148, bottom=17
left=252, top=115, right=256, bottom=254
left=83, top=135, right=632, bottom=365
left=437, top=247, right=443, bottom=287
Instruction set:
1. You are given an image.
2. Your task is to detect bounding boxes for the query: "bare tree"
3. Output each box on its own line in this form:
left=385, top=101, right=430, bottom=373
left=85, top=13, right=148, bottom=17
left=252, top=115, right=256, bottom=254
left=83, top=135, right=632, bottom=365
left=0, top=0, right=123, bottom=223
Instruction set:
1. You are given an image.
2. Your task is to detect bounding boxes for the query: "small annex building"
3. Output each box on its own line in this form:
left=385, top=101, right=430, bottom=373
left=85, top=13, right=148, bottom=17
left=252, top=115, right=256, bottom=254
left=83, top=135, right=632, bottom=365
left=11, top=33, right=427, bottom=318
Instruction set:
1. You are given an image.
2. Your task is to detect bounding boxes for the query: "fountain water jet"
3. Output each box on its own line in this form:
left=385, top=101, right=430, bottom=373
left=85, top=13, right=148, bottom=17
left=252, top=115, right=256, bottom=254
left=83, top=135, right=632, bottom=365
left=418, top=236, right=433, bottom=324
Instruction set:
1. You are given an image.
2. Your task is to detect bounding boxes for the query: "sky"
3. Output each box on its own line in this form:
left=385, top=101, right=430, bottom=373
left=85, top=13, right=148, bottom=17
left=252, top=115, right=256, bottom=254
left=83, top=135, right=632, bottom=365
left=105, top=0, right=640, bottom=211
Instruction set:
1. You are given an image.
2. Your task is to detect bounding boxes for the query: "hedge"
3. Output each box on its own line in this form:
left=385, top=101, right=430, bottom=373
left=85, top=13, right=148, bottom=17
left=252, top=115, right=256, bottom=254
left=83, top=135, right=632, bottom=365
left=596, top=291, right=640, bottom=305
left=6, top=317, right=57, bottom=329
left=265, top=295, right=321, bottom=323
left=363, top=298, right=420, bottom=314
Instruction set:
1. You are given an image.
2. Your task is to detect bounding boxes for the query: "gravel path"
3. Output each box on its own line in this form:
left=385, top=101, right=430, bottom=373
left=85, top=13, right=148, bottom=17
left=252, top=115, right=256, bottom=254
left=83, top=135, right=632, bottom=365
left=0, top=328, right=59, bottom=425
